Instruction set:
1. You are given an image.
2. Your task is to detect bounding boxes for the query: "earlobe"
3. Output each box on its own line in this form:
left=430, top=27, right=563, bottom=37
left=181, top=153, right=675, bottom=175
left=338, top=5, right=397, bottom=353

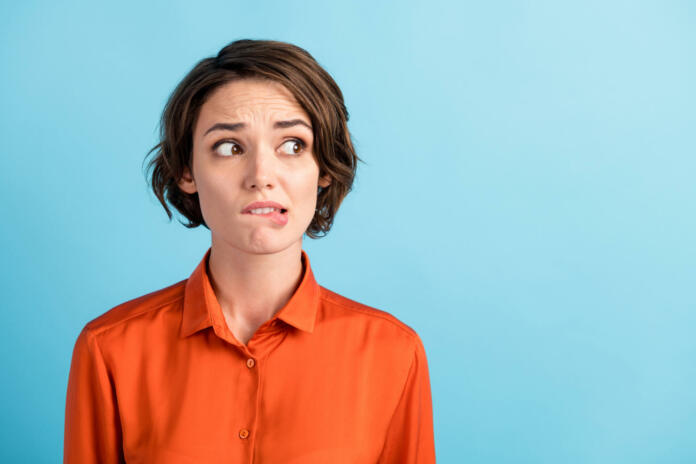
left=318, top=175, right=331, bottom=188
left=178, top=167, right=197, bottom=194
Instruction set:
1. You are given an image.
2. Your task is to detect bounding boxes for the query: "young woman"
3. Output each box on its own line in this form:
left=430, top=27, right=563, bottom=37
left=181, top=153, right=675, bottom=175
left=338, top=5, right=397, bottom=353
left=64, top=39, right=436, bottom=464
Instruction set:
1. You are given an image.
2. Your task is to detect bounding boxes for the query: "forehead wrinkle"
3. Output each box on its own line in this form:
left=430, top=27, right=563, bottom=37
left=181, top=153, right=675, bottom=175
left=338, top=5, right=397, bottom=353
left=202, top=101, right=311, bottom=132
left=207, top=82, right=303, bottom=111
left=197, top=80, right=312, bottom=135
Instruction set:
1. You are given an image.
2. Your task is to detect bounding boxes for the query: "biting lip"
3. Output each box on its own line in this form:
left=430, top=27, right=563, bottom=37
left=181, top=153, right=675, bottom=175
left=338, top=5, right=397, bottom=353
left=242, top=201, right=288, bottom=213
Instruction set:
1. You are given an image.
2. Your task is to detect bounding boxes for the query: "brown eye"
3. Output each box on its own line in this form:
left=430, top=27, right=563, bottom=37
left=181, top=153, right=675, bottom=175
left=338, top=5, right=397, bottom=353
left=215, top=141, right=243, bottom=157
left=280, top=139, right=305, bottom=155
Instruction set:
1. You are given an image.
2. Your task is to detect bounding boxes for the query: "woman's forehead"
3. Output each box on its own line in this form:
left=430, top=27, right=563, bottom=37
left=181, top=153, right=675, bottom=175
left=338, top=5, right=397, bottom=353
left=202, top=79, right=306, bottom=119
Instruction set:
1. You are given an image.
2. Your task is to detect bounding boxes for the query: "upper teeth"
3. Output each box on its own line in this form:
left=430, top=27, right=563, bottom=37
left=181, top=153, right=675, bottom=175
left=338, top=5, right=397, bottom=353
left=249, top=207, right=279, bottom=214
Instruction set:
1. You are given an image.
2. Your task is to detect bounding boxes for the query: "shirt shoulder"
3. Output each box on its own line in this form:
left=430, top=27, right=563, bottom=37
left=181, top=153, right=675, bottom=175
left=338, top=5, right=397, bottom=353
left=318, top=285, right=422, bottom=346
left=82, top=278, right=187, bottom=337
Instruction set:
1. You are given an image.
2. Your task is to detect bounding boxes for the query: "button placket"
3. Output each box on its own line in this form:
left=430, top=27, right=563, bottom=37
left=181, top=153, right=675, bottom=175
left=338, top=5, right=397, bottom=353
left=238, top=355, right=257, bottom=446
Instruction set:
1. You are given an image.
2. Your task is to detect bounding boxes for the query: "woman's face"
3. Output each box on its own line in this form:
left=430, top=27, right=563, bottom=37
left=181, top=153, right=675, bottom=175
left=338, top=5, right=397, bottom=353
left=178, top=78, right=331, bottom=254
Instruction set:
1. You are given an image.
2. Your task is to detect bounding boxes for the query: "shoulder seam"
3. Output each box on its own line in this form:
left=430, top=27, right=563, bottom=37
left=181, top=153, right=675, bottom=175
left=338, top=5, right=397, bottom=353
left=85, top=293, right=185, bottom=338
left=319, top=291, right=417, bottom=339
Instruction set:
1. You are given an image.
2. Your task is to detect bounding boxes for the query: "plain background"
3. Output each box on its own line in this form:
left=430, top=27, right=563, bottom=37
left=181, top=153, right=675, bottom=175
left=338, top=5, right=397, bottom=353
left=2, top=1, right=695, bottom=462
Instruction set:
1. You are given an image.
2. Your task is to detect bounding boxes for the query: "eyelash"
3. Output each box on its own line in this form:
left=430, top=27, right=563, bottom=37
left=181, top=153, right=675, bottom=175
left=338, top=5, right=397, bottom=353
left=211, top=138, right=307, bottom=157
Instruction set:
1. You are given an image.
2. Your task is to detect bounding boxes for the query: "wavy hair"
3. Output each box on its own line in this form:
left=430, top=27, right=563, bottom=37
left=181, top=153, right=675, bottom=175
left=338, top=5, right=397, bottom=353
left=143, top=39, right=363, bottom=238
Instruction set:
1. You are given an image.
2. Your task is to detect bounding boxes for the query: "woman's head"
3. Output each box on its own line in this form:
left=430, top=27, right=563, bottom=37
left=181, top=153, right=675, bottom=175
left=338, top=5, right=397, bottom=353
left=145, top=39, right=361, bottom=247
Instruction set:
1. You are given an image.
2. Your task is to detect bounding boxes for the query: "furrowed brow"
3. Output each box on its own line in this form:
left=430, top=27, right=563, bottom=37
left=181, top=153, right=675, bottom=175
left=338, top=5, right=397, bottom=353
left=274, top=119, right=312, bottom=131
left=203, top=119, right=312, bottom=136
left=204, top=122, right=246, bottom=136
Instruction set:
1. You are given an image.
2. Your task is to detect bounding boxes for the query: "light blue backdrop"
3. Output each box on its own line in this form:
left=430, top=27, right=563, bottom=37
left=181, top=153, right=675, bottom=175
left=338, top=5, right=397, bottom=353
left=2, top=1, right=694, bottom=462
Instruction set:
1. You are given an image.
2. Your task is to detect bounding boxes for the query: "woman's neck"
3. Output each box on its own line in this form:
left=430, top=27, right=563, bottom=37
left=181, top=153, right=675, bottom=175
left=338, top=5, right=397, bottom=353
left=206, top=237, right=304, bottom=343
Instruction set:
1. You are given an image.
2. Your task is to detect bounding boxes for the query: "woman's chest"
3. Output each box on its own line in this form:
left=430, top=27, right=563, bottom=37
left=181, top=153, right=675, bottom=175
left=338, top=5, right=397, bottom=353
left=115, top=339, right=402, bottom=463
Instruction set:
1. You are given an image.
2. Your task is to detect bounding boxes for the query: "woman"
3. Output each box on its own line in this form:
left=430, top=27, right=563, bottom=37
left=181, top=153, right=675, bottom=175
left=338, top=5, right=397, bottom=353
left=64, top=39, right=436, bottom=463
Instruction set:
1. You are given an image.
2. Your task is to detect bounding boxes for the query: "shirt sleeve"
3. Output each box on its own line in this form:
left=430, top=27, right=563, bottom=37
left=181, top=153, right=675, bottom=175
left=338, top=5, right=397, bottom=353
left=377, top=333, right=437, bottom=463
left=64, top=327, right=124, bottom=464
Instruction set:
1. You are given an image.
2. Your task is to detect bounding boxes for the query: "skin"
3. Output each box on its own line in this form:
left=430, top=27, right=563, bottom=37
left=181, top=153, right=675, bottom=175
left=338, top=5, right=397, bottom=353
left=177, top=78, right=331, bottom=345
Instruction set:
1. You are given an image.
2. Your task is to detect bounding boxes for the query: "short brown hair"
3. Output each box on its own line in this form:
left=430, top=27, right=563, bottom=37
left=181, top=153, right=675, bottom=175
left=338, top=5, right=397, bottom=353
left=143, top=39, right=363, bottom=238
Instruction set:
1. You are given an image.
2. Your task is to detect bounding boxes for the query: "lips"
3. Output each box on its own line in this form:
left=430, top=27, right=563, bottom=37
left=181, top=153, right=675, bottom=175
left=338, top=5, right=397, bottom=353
left=241, top=200, right=289, bottom=226
left=245, top=208, right=288, bottom=225
left=241, top=201, right=287, bottom=214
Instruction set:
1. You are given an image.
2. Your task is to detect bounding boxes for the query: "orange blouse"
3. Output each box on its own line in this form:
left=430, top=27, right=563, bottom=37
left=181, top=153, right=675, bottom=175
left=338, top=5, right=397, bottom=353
left=64, top=248, right=436, bottom=463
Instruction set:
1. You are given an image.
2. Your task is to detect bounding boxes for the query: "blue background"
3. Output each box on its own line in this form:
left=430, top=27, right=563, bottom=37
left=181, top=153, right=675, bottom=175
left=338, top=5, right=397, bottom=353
left=2, top=1, right=695, bottom=462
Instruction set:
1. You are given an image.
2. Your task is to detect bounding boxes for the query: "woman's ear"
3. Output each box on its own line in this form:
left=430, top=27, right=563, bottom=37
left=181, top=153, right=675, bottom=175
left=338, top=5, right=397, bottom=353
left=318, top=174, right=331, bottom=188
left=177, top=166, right=197, bottom=194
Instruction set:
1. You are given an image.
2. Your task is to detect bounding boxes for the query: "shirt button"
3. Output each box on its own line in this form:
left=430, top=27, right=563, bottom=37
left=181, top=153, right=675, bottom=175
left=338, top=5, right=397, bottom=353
left=246, top=358, right=255, bottom=368
left=239, top=428, right=249, bottom=439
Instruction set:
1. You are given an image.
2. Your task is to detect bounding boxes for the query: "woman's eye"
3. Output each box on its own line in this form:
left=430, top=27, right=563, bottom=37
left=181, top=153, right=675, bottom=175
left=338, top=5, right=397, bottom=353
left=214, top=141, right=243, bottom=157
left=280, top=139, right=305, bottom=155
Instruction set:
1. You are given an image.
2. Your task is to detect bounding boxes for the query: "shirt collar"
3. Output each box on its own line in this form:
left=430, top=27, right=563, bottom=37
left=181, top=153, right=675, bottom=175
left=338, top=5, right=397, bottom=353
left=179, top=247, right=320, bottom=338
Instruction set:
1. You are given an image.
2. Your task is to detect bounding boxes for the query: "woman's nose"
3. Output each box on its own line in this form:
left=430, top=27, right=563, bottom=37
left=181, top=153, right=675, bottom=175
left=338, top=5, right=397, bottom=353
left=244, top=143, right=276, bottom=190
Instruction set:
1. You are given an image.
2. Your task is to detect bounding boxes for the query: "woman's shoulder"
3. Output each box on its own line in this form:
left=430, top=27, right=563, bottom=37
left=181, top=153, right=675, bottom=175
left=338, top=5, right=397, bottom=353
left=82, top=278, right=187, bottom=338
left=318, top=285, right=421, bottom=343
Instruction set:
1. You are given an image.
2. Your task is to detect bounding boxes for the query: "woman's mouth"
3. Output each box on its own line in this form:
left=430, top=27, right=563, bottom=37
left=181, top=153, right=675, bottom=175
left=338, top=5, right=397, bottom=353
left=244, top=208, right=288, bottom=226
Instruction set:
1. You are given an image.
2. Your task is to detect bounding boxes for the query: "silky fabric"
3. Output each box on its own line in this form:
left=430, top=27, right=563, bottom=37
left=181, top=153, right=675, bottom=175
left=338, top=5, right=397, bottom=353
left=64, top=247, right=436, bottom=463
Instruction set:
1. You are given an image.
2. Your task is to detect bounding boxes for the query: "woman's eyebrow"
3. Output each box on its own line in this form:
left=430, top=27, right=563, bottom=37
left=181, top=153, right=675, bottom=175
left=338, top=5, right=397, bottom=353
left=274, top=119, right=312, bottom=131
left=204, top=119, right=312, bottom=136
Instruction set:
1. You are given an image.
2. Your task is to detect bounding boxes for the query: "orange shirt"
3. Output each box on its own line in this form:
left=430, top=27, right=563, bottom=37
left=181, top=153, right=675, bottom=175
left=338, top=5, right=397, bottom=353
left=64, top=248, right=436, bottom=463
